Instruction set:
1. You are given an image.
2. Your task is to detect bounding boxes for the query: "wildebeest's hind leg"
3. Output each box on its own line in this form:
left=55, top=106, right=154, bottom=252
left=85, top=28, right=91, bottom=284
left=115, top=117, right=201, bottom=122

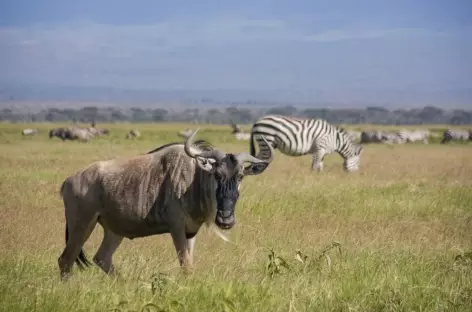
left=93, top=222, right=123, bottom=275
left=58, top=198, right=99, bottom=280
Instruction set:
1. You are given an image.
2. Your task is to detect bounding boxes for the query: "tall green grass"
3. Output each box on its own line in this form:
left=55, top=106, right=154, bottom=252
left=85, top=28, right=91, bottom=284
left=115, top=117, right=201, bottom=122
left=1, top=123, right=471, bottom=311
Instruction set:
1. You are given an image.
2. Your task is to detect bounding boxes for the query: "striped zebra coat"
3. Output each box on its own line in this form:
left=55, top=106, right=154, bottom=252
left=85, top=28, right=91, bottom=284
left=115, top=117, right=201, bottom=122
left=441, top=129, right=472, bottom=144
left=397, top=130, right=430, bottom=144
left=249, top=115, right=364, bottom=172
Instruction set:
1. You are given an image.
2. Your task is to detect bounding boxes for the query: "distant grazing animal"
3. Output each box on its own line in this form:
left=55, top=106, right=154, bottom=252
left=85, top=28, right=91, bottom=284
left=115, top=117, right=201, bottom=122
left=346, top=130, right=361, bottom=142
left=86, top=127, right=109, bottom=137
left=250, top=115, right=363, bottom=172
left=230, top=121, right=242, bottom=134
left=22, top=128, right=39, bottom=136
left=57, top=129, right=273, bottom=279
left=360, top=131, right=385, bottom=144
left=381, top=132, right=405, bottom=144
left=397, top=130, right=429, bottom=144
left=49, top=127, right=93, bottom=142
left=49, top=127, right=71, bottom=141
left=98, top=128, right=110, bottom=136
left=177, top=128, right=194, bottom=139
left=126, top=129, right=141, bottom=139
left=234, top=132, right=251, bottom=141
left=441, top=129, right=471, bottom=144
left=68, top=127, right=94, bottom=142
left=230, top=121, right=251, bottom=140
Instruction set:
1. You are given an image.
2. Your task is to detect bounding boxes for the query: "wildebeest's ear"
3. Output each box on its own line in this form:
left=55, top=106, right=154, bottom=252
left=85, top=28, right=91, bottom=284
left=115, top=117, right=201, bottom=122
left=243, top=162, right=269, bottom=176
left=196, top=157, right=217, bottom=173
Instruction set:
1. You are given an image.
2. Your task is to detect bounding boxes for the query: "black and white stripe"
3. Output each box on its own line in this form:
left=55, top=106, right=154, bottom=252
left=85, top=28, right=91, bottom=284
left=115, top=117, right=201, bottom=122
left=397, top=130, right=430, bottom=144
left=441, top=129, right=471, bottom=144
left=249, top=115, right=364, bottom=172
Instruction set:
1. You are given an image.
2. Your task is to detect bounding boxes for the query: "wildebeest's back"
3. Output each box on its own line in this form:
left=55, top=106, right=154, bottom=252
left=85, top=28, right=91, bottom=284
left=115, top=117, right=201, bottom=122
left=98, top=145, right=204, bottom=236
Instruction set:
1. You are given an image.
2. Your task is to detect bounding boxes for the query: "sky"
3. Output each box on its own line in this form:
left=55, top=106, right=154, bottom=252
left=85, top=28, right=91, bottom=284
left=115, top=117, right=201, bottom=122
left=0, top=0, right=471, bottom=106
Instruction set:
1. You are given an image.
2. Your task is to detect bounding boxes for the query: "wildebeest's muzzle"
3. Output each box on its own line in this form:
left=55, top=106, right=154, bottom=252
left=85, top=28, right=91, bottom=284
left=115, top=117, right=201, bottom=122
left=215, top=182, right=239, bottom=230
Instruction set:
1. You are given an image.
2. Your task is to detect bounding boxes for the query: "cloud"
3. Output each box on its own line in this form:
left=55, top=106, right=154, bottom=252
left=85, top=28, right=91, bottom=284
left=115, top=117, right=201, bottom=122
left=0, top=17, right=467, bottom=91
left=301, top=27, right=432, bottom=42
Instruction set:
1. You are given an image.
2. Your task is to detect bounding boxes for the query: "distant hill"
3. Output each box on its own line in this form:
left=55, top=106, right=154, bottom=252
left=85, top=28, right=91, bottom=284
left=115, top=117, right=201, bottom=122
left=0, top=83, right=471, bottom=109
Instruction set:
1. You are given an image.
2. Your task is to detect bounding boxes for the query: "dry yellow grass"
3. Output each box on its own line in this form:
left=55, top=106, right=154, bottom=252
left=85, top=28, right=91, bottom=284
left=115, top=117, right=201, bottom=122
left=0, top=122, right=471, bottom=311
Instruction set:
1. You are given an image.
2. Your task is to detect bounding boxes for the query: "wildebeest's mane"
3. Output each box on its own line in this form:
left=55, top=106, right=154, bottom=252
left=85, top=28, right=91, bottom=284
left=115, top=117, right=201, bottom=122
left=146, top=139, right=215, bottom=155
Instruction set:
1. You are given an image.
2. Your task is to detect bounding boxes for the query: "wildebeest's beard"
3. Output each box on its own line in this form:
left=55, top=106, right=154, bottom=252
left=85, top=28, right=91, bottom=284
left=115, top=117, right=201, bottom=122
left=215, top=177, right=239, bottom=230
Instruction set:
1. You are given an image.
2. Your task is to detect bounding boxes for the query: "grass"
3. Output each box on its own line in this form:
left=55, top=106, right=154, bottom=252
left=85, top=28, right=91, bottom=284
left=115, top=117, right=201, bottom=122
left=1, top=122, right=472, bottom=311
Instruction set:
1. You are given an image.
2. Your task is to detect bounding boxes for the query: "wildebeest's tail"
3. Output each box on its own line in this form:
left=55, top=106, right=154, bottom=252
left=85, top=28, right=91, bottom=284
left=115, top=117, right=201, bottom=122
left=64, top=224, right=93, bottom=269
left=60, top=180, right=93, bottom=269
left=59, top=180, right=66, bottom=197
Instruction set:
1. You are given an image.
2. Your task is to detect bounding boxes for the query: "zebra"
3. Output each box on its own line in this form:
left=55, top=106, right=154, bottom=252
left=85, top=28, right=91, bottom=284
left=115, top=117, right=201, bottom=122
left=381, top=131, right=405, bottom=144
left=22, top=128, right=39, bottom=136
left=249, top=115, right=364, bottom=172
left=397, top=130, right=429, bottom=144
left=360, top=131, right=385, bottom=144
left=441, top=129, right=471, bottom=144
left=346, top=130, right=361, bottom=142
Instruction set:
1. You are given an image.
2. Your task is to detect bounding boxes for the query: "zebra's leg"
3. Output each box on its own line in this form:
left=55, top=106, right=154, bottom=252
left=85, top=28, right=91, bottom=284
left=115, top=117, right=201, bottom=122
left=311, top=149, right=325, bottom=172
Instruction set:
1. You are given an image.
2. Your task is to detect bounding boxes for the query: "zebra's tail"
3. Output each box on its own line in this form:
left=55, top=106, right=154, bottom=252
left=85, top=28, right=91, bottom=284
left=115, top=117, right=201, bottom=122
left=250, top=131, right=256, bottom=156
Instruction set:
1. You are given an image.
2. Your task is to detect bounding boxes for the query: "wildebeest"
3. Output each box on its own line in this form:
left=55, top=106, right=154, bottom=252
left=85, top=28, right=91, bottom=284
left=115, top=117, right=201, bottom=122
left=441, top=129, right=472, bottom=144
left=49, top=127, right=70, bottom=141
left=22, top=128, right=39, bottom=136
left=57, top=129, right=273, bottom=279
left=49, top=127, right=94, bottom=142
left=125, top=129, right=141, bottom=139
left=70, top=127, right=94, bottom=142
left=86, top=127, right=109, bottom=137
left=234, top=132, right=251, bottom=140
left=230, top=121, right=242, bottom=134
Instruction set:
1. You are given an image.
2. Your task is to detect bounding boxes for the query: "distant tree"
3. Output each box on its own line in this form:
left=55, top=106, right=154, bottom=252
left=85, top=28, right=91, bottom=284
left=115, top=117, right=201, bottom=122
left=266, top=105, right=298, bottom=116
left=151, top=108, right=168, bottom=122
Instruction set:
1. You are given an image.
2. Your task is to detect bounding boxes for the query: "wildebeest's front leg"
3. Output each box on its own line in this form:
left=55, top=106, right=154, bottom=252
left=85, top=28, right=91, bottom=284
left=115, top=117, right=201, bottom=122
left=187, top=236, right=196, bottom=264
left=170, top=228, right=193, bottom=271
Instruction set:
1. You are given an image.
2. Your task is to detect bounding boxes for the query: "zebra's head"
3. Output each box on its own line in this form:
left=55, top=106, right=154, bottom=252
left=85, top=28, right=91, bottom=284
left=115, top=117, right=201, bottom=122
left=343, top=144, right=363, bottom=172
left=184, top=129, right=273, bottom=230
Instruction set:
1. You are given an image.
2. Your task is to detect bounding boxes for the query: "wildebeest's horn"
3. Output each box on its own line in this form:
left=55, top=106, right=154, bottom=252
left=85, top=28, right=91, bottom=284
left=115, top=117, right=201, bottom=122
left=234, top=152, right=266, bottom=164
left=184, top=128, right=225, bottom=160
left=235, top=136, right=274, bottom=164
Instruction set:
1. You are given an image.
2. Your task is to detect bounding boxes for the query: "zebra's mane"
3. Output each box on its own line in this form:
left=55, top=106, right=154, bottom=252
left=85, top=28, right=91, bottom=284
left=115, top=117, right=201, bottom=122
left=146, top=139, right=215, bottom=155
left=336, top=126, right=348, bottom=134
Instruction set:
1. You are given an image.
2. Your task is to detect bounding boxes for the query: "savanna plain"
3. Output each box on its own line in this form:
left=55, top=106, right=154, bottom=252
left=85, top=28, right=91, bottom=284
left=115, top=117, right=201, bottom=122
left=0, top=123, right=471, bottom=312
